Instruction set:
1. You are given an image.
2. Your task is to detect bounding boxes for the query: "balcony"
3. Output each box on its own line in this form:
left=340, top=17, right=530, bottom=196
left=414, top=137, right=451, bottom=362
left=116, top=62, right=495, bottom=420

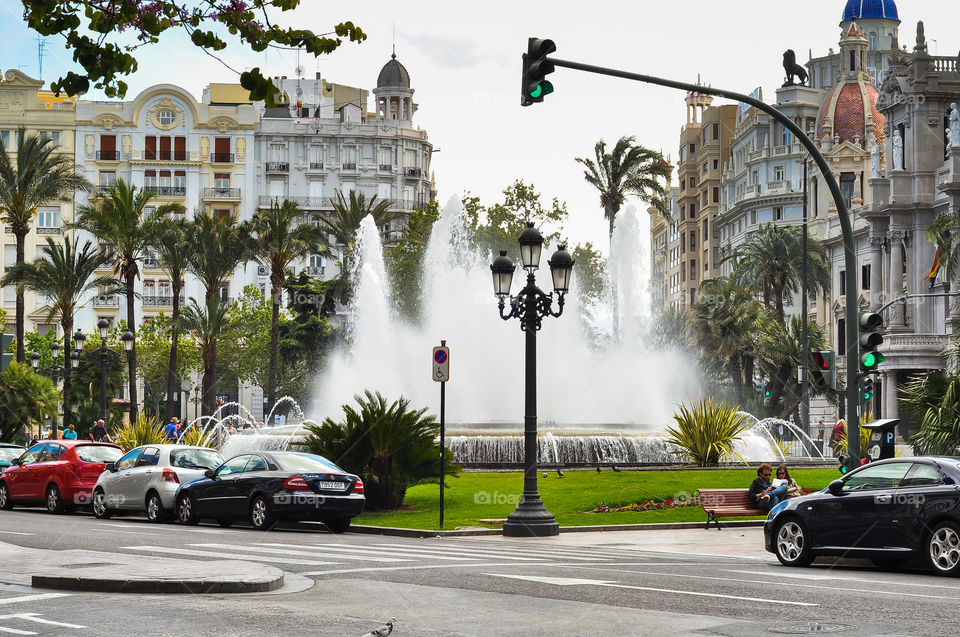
left=265, top=161, right=289, bottom=173
left=340, top=162, right=357, bottom=170
left=96, top=150, right=119, bottom=160
left=306, top=266, right=325, bottom=276
left=144, top=151, right=188, bottom=161
left=379, top=164, right=393, bottom=172
left=94, top=295, right=118, bottom=307
left=143, top=257, right=160, bottom=269
left=210, top=153, right=234, bottom=163
left=766, top=180, right=789, bottom=193
left=143, top=185, right=186, bottom=197
left=142, top=295, right=185, bottom=307
left=36, top=227, right=61, bottom=235
left=202, top=187, right=241, bottom=199
left=308, top=162, right=324, bottom=170
left=258, top=195, right=333, bottom=209
left=405, top=167, right=423, bottom=178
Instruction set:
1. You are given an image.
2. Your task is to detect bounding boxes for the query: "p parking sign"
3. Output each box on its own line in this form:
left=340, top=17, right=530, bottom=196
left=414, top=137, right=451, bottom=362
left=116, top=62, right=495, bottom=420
left=433, top=344, right=450, bottom=382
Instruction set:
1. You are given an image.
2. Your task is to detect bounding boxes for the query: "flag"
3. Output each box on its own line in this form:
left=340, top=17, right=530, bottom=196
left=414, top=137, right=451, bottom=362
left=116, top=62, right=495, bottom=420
left=925, top=249, right=940, bottom=289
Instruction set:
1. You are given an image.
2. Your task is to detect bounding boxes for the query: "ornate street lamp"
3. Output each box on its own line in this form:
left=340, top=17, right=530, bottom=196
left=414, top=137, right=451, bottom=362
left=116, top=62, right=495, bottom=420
left=490, top=222, right=574, bottom=537
left=97, top=319, right=109, bottom=420
left=121, top=330, right=136, bottom=422
left=30, top=352, right=40, bottom=370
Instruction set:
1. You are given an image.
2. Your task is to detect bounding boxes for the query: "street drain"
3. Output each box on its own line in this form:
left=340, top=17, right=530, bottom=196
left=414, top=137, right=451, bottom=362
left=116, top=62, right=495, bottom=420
left=767, top=622, right=857, bottom=634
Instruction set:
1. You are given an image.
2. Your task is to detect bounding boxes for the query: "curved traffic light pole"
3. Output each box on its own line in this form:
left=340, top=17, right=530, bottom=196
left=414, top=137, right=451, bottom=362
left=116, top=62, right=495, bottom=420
left=543, top=56, right=862, bottom=469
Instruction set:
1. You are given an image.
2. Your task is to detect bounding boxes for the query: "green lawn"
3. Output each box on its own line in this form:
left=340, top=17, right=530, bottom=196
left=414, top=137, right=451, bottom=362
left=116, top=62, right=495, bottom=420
left=354, top=467, right=840, bottom=530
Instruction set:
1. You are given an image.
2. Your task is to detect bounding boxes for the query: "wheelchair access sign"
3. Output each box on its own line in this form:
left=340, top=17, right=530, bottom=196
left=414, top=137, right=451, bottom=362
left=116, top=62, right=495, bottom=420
left=432, top=345, right=450, bottom=382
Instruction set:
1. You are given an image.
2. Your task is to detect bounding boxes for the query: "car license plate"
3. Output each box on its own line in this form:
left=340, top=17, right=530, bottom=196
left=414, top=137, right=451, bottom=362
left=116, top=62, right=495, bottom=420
left=319, top=481, right=345, bottom=489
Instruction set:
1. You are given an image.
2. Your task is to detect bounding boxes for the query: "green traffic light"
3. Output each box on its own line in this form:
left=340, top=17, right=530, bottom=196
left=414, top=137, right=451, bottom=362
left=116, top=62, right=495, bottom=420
left=764, top=390, right=771, bottom=397
left=530, top=84, right=543, bottom=98
left=529, top=81, right=554, bottom=99
left=863, top=392, right=873, bottom=401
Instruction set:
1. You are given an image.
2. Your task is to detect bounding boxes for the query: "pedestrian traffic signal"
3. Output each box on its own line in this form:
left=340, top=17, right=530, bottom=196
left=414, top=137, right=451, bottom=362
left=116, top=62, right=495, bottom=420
left=859, top=374, right=875, bottom=402
left=858, top=311, right=885, bottom=371
left=521, top=38, right=556, bottom=106
left=1, top=333, right=13, bottom=373
left=810, top=350, right=836, bottom=390
left=838, top=454, right=849, bottom=474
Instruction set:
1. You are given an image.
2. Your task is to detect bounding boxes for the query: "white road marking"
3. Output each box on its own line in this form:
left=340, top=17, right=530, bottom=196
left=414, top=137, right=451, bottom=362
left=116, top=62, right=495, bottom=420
left=262, top=543, right=480, bottom=562
left=0, top=531, right=33, bottom=537
left=96, top=529, right=159, bottom=536
left=365, top=542, right=580, bottom=561
left=0, top=625, right=35, bottom=635
left=729, top=568, right=960, bottom=590
left=0, top=595, right=71, bottom=606
left=119, top=545, right=340, bottom=566
left=0, top=614, right=85, bottom=629
left=303, top=562, right=509, bottom=576
left=190, top=543, right=412, bottom=563
left=483, top=573, right=818, bottom=607
left=449, top=541, right=621, bottom=559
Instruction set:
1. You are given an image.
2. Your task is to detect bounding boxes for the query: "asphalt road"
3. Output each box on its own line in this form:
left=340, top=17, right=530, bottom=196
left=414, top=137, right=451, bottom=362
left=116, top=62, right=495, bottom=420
left=1, top=508, right=958, bottom=636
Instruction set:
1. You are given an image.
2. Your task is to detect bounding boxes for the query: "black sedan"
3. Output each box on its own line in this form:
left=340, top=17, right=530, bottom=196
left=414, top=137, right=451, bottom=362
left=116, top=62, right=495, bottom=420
left=174, top=451, right=365, bottom=533
left=765, top=456, right=960, bottom=574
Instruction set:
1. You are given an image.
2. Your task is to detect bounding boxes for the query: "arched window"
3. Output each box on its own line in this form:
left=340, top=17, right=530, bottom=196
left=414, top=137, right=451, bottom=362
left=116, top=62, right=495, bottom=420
left=869, top=33, right=878, bottom=51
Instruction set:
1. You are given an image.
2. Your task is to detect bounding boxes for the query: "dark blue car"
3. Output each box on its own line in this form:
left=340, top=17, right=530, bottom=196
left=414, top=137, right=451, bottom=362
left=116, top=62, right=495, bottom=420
left=764, top=456, right=960, bottom=575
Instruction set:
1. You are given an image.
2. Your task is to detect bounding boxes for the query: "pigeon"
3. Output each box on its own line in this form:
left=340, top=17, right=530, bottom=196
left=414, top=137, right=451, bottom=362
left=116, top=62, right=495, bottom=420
left=612, top=465, right=622, bottom=472
left=556, top=468, right=565, bottom=477
left=596, top=466, right=602, bottom=473
left=542, top=472, right=548, bottom=478
left=361, top=617, right=396, bottom=637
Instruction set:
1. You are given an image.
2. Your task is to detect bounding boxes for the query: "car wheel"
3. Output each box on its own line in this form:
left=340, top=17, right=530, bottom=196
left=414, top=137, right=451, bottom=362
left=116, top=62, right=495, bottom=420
left=217, top=519, right=233, bottom=528
left=927, top=521, right=960, bottom=575
left=0, top=482, right=12, bottom=511
left=324, top=517, right=351, bottom=534
left=774, top=517, right=814, bottom=567
left=46, top=485, right=65, bottom=514
left=92, top=489, right=112, bottom=519
left=249, top=495, right=275, bottom=531
left=175, top=493, right=199, bottom=526
left=146, top=492, right=168, bottom=523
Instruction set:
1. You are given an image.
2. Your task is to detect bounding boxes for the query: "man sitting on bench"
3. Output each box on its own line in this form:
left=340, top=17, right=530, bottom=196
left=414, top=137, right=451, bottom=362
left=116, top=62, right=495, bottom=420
left=749, top=463, right=777, bottom=511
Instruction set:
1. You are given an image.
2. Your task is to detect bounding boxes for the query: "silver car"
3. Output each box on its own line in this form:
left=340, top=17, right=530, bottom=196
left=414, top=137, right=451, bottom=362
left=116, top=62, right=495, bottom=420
left=92, top=445, right=224, bottom=522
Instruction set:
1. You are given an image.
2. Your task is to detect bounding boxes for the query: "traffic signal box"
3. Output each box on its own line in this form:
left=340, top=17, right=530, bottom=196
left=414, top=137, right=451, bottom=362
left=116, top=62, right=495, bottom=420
left=1, top=333, right=13, bottom=372
left=521, top=38, right=556, bottom=106
left=858, top=311, right=884, bottom=372
left=811, top=350, right=836, bottom=391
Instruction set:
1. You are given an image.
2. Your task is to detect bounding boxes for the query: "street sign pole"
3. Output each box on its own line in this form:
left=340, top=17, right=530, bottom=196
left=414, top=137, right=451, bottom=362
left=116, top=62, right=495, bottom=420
left=433, top=340, right=450, bottom=530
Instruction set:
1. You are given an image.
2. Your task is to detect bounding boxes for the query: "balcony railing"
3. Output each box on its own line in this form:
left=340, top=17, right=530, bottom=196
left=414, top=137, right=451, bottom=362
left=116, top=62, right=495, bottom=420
left=36, top=227, right=61, bottom=235
left=142, top=295, right=185, bottom=307
left=143, top=258, right=160, bottom=269
left=379, top=164, right=393, bottom=171
left=259, top=195, right=333, bottom=209
left=306, top=266, right=325, bottom=276
left=143, top=185, right=186, bottom=197
left=94, top=295, right=118, bottom=307
left=210, top=153, right=235, bottom=163
left=341, top=162, right=357, bottom=170
left=96, top=150, right=119, bottom=160
left=265, top=161, right=289, bottom=173
left=202, top=187, right=241, bottom=199
left=308, top=162, right=324, bottom=170
left=405, top=167, right=423, bottom=178
left=97, top=184, right=117, bottom=193
left=144, top=151, right=188, bottom=161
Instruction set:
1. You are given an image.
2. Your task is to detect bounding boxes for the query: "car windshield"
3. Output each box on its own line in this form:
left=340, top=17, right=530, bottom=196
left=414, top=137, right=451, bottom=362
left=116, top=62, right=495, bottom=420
left=0, top=448, right=23, bottom=462
left=170, top=449, right=224, bottom=470
left=74, top=445, right=123, bottom=464
left=274, top=452, right=344, bottom=473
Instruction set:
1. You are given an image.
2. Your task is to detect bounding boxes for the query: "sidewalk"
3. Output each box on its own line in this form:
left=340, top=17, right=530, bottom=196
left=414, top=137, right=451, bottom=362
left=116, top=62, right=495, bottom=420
left=0, top=541, right=284, bottom=594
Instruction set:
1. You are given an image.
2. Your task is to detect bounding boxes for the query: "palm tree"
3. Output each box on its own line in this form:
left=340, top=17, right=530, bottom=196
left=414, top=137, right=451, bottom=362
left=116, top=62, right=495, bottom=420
left=725, top=224, right=830, bottom=324
left=184, top=211, right=254, bottom=415
left=692, top=277, right=762, bottom=405
left=251, top=199, right=326, bottom=415
left=177, top=297, right=230, bottom=420
left=71, top=179, right=181, bottom=423
left=926, top=207, right=960, bottom=281
left=150, top=215, right=191, bottom=421
left=321, top=190, right=398, bottom=266
left=0, top=237, right=113, bottom=434
left=575, top=136, right=672, bottom=241
left=0, top=126, right=89, bottom=362
left=757, top=314, right=828, bottom=419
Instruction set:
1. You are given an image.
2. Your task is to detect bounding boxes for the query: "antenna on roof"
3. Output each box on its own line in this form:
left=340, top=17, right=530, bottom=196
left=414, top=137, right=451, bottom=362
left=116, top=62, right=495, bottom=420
left=37, top=35, right=46, bottom=80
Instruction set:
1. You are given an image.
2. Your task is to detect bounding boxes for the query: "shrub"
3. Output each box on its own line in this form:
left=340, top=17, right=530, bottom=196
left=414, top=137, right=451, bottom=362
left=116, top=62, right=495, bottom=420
left=298, top=390, right=459, bottom=510
left=113, top=413, right=165, bottom=450
left=664, top=399, right=749, bottom=466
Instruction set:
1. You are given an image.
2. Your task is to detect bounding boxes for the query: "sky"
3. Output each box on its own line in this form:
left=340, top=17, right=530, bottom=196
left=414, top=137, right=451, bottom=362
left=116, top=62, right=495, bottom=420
left=2, top=0, right=959, bottom=253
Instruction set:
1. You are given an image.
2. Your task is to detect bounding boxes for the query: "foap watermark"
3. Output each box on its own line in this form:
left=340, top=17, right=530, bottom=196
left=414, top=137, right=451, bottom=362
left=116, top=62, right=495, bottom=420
left=284, top=292, right=327, bottom=308
left=876, top=93, right=926, bottom=107
left=474, top=490, right=521, bottom=506
left=274, top=492, right=326, bottom=507
left=886, top=492, right=925, bottom=506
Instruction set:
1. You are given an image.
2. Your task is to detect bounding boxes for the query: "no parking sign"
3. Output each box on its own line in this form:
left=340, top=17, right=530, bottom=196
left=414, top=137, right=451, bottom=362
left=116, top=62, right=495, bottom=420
left=433, top=344, right=450, bottom=382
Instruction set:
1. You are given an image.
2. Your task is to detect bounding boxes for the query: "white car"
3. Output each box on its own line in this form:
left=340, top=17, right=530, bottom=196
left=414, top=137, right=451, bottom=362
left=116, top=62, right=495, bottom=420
left=92, top=444, right=224, bottom=522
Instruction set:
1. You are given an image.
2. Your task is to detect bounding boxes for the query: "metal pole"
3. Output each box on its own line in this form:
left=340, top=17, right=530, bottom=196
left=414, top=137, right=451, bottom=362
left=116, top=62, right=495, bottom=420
left=439, top=365, right=446, bottom=531
left=801, top=161, right=810, bottom=448
left=544, top=56, right=863, bottom=473
left=99, top=345, right=107, bottom=421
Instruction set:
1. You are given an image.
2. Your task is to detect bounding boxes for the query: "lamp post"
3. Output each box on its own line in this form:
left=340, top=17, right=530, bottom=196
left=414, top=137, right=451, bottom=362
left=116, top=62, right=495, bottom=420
left=97, top=319, right=109, bottom=421
left=121, top=330, right=135, bottom=422
left=31, top=342, right=66, bottom=439
left=490, top=222, right=574, bottom=537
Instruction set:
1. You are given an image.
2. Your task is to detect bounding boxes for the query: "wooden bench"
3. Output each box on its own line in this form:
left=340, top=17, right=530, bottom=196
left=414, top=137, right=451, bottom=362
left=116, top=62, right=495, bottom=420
left=699, top=488, right=767, bottom=530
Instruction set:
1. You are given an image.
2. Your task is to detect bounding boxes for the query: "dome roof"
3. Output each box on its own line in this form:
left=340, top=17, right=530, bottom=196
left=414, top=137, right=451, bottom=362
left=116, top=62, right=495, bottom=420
left=842, top=0, right=898, bottom=21
left=816, top=80, right=885, bottom=147
left=376, top=53, right=410, bottom=89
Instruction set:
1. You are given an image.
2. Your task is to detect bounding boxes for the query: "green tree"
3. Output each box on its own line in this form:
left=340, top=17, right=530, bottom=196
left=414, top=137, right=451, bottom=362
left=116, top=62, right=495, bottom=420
left=575, top=136, right=672, bottom=241
left=384, top=200, right=440, bottom=322
left=461, top=180, right=567, bottom=260
left=0, top=361, right=59, bottom=443
left=0, top=237, right=113, bottom=432
left=298, top=390, right=459, bottom=510
left=22, top=0, right=365, bottom=104
left=725, top=224, right=830, bottom=325
left=279, top=273, right=339, bottom=405
left=926, top=207, right=960, bottom=280
left=136, top=315, right=201, bottom=416
left=184, top=211, right=254, bottom=415
left=151, top=215, right=192, bottom=421
left=902, top=341, right=960, bottom=455
left=570, top=242, right=606, bottom=308
left=251, top=199, right=326, bottom=413
left=321, top=190, right=399, bottom=266
left=72, top=179, right=183, bottom=422
left=756, top=314, right=828, bottom=419
left=64, top=331, right=127, bottom=434
left=219, top=285, right=273, bottom=394
left=0, top=126, right=90, bottom=362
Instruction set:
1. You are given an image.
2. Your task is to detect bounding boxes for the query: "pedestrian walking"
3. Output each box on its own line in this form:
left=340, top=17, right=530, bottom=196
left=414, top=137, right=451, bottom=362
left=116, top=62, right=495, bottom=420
left=89, top=419, right=113, bottom=443
left=829, top=419, right=846, bottom=457
left=817, top=418, right=825, bottom=442
left=163, top=417, right=180, bottom=442
left=62, top=424, right=78, bottom=440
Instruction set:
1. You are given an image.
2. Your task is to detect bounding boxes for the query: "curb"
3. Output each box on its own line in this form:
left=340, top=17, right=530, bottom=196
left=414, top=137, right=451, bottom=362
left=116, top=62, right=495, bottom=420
left=350, top=519, right=765, bottom=537
left=32, top=572, right=285, bottom=594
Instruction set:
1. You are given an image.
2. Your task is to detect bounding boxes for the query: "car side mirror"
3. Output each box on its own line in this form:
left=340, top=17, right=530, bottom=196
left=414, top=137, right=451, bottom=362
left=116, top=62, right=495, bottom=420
left=828, top=479, right=844, bottom=495
left=105, top=461, right=117, bottom=472
left=9, top=458, right=20, bottom=467
left=204, top=469, right=216, bottom=479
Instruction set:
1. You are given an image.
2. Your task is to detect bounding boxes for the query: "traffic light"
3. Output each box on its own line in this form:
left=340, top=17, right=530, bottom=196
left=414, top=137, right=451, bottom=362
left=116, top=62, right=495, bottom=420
left=859, top=374, right=875, bottom=402
left=810, top=350, right=836, bottom=390
left=1, top=333, right=12, bottom=372
left=858, top=311, right=885, bottom=372
left=521, top=38, right=556, bottom=106
left=838, top=454, right=849, bottom=474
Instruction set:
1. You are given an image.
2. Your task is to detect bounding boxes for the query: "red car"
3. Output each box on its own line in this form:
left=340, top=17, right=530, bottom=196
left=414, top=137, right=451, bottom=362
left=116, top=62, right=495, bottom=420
left=0, top=440, right=123, bottom=513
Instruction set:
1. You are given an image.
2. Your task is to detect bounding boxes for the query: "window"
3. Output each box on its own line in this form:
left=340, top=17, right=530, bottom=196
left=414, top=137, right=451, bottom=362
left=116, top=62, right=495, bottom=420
left=137, top=447, right=160, bottom=467
left=214, top=173, right=231, bottom=189
left=378, top=146, right=393, bottom=169
left=702, top=161, right=709, bottom=174
left=842, top=462, right=912, bottom=491
left=840, top=173, right=855, bottom=207
left=712, top=123, right=719, bottom=140
left=308, top=144, right=324, bottom=168
left=0, top=130, right=8, bottom=150
left=99, top=134, right=117, bottom=160
left=689, top=177, right=696, bottom=188
left=901, top=463, right=942, bottom=487
left=99, top=171, right=116, bottom=188
left=341, top=145, right=358, bottom=168
left=116, top=448, right=143, bottom=471
left=839, top=270, right=846, bottom=296
left=712, top=187, right=719, bottom=203
left=781, top=130, right=792, bottom=146
left=690, top=260, right=696, bottom=280
left=244, top=456, right=269, bottom=472
left=713, top=159, right=719, bottom=170
left=774, top=165, right=785, bottom=181
left=217, top=454, right=252, bottom=476
left=689, top=203, right=696, bottom=219
left=837, top=318, right=846, bottom=352
left=690, top=231, right=696, bottom=250
left=40, top=131, right=60, bottom=147
left=157, top=109, right=176, bottom=126
left=862, top=264, right=871, bottom=291
left=37, top=207, right=60, bottom=229
left=39, top=443, right=65, bottom=462
left=689, top=143, right=695, bottom=155
left=680, top=205, right=685, bottom=221
left=774, top=207, right=783, bottom=221
left=868, top=32, right=878, bottom=51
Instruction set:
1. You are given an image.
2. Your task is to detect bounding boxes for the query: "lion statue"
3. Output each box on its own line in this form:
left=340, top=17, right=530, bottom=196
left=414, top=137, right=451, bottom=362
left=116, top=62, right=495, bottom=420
left=783, top=50, right=808, bottom=87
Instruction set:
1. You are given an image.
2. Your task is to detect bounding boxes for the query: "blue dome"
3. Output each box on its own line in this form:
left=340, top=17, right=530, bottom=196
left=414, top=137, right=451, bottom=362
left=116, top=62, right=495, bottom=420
left=842, top=0, right=898, bottom=21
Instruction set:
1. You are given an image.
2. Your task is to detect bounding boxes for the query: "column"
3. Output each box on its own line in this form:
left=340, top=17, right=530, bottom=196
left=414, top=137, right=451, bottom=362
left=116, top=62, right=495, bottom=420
left=887, top=230, right=907, bottom=327
left=883, top=370, right=899, bottom=420
left=870, top=235, right=884, bottom=311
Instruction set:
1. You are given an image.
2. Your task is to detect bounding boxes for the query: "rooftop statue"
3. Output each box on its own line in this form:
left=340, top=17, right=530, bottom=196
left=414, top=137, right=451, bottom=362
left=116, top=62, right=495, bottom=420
left=782, top=50, right=809, bottom=87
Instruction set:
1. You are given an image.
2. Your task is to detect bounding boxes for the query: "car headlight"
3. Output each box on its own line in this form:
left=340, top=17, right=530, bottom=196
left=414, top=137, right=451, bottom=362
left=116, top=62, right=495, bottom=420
left=767, top=500, right=789, bottom=519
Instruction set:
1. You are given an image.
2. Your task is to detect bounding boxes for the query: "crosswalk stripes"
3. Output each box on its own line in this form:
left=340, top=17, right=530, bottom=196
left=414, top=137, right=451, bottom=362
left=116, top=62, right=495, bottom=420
left=118, top=545, right=340, bottom=566
left=187, top=543, right=414, bottom=563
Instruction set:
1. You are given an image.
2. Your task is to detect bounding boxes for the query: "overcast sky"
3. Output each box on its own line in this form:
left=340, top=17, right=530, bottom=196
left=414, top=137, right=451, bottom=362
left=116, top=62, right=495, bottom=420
left=2, top=0, right=959, bottom=251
